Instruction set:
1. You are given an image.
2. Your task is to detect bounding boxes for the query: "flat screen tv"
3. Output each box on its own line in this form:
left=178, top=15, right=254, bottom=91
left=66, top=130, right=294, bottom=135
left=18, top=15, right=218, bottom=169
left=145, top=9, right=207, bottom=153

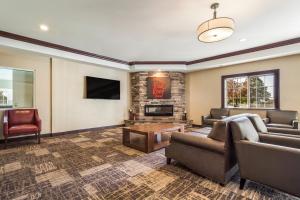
left=86, top=76, right=120, bottom=100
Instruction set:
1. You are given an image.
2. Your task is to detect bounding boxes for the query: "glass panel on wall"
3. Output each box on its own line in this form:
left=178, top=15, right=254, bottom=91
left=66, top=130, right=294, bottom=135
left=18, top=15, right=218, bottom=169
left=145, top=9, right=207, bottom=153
left=0, top=68, right=34, bottom=108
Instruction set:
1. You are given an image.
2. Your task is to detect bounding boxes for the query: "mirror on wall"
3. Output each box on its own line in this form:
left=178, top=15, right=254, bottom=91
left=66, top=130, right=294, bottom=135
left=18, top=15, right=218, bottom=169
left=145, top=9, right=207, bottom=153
left=0, top=67, right=34, bottom=108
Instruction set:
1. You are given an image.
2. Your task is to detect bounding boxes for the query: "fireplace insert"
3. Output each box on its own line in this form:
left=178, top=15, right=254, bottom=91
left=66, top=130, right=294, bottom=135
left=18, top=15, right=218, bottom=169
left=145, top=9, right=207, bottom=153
left=144, top=105, right=173, bottom=116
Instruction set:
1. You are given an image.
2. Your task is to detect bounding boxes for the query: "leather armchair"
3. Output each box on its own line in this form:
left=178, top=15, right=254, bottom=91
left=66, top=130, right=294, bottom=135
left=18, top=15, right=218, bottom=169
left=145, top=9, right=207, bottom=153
left=230, top=117, right=300, bottom=198
left=166, top=114, right=252, bottom=185
left=266, top=110, right=298, bottom=129
left=247, top=114, right=300, bottom=137
left=201, top=108, right=229, bottom=126
left=3, top=109, right=41, bottom=147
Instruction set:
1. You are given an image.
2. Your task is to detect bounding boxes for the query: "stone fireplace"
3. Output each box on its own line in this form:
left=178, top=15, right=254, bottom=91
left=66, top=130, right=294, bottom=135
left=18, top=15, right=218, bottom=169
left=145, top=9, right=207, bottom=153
left=131, top=72, right=185, bottom=120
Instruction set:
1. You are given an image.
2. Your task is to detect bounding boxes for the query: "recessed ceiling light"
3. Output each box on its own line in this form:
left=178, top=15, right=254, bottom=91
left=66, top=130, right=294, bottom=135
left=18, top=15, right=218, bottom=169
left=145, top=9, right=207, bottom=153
left=40, top=24, right=49, bottom=31
left=239, top=38, right=247, bottom=42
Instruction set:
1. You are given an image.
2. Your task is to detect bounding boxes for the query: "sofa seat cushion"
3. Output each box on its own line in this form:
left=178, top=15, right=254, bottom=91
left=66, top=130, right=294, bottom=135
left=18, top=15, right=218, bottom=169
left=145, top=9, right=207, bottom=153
left=9, top=124, right=38, bottom=135
left=267, top=123, right=293, bottom=129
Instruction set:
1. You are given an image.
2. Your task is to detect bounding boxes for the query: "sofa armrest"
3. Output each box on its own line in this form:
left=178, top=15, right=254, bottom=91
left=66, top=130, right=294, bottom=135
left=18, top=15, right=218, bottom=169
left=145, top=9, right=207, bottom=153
left=3, top=111, right=9, bottom=137
left=201, top=115, right=211, bottom=125
left=267, top=127, right=300, bottom=136
left=259, top=133, right=300, bottom=149
left=171, top=132, right=225, bottom=154
left=34, top=110, right=42, bottom=132
left=292, top=120, right=299, bottom=129
left=235, top=140, right=300, bottom=177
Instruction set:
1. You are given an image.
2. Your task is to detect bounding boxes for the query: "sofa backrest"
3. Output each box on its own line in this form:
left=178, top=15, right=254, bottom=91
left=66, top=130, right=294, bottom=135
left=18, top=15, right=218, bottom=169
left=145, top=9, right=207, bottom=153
left=230, top=117, right=259, bottom=142
left=208, top=113, right=251, bottom=142
left=267, top=110, right=298, bottom=124
left=210, top=108, right=229, bottom=119
left=7, top=109, right=36, bottom=126
left=247, top=114, right=268, bottom=133
left=229, top=109, right=267, bottom=118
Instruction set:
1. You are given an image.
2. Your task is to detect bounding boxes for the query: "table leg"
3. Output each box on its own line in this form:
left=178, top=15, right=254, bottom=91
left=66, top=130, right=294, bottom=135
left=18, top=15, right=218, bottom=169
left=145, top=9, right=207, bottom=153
left=145, top=132, right=154, bottom=153
left=122, top=128, right=130, bottom=146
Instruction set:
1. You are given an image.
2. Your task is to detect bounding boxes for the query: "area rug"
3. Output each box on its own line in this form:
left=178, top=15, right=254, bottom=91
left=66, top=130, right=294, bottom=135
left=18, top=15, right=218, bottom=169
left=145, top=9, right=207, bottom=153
left=0, top=127, right=298, bottom=200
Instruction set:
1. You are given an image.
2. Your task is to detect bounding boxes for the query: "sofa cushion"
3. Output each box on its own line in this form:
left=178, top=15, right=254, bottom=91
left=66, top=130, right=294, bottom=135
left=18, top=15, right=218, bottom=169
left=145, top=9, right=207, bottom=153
left=267, top=110, right=298, bottom=125
left=9, top=124, right=38, bottom=135
left=8, top=110, right=35, bottom=126
left=230, top=117, right=259, bottom=142
left=248, top=114, right=268, bottom=132
left=267, top=123, right=293, bottom=129
left=210, top=108, right=229, bottom=119
left=208, top=121, right=227, bottom=142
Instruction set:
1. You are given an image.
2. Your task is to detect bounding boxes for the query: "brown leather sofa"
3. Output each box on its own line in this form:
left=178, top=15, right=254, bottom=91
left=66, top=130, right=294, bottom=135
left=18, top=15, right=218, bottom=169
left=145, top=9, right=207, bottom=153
left=266, top=110, right=298, bottom=129
left=166, top=114, right=250, bottom=185
left=230, top=117, right=300, bottom=198
left=202, top=108, right=230, bottom=126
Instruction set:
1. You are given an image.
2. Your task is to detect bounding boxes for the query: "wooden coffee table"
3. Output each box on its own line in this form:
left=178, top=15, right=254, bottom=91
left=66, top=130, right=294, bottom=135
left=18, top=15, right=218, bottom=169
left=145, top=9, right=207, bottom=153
left=122, top=123, right=184, bottom=153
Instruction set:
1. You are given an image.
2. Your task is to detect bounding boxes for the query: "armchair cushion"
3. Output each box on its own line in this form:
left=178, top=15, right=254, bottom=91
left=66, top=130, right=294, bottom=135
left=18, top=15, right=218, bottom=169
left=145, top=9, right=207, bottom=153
left=8, top=110, right=35, bottom=126
left=9, top=124, right=39, bottom=135
left=207, top=121, right=226, bottom=142
left=230, top=117, right=259, bottom=142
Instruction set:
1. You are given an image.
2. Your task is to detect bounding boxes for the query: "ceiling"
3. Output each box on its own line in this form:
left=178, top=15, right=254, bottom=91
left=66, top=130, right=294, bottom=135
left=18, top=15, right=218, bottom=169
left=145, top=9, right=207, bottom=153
left=0, top=0, right=299, bottom=64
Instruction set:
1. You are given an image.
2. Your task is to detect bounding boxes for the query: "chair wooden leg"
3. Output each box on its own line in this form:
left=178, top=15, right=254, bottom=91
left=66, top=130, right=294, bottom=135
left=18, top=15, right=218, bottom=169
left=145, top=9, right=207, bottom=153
left=240, top=178, right=246, bottom=189
left=37, top=132, right=41, bottom=144
left=167, top=158, right=172, bottom=164
left=4, top=137, right=7, bottom=149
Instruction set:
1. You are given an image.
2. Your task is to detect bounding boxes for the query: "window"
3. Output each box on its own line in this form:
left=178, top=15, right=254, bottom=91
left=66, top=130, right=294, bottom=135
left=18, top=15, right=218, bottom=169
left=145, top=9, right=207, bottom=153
left=222, top=70, right=279, bottom=109
left=0, top=68, right=34, bottom=108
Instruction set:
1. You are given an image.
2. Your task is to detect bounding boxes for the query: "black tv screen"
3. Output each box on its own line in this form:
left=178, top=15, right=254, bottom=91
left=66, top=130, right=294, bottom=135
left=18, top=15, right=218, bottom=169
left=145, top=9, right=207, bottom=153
left=86, top=76, right=120, bottom=99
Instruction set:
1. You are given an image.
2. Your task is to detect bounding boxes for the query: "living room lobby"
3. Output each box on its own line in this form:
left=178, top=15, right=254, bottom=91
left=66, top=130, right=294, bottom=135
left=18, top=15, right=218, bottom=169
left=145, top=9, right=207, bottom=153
left=0, top=0, right=300, bottom=199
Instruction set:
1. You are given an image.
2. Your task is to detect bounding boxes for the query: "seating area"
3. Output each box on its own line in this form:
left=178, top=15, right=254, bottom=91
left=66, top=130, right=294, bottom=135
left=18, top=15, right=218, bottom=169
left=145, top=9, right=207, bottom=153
left=1, top=1, right=300, bottom=199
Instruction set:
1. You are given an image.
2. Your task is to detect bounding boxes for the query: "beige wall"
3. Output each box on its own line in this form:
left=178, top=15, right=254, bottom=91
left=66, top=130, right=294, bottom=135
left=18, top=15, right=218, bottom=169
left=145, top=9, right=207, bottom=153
left=0, top=48, right=130, bottom=138
left=51, top=58, right=129, bottom=132
left=186, top=54, right=300, bottom=125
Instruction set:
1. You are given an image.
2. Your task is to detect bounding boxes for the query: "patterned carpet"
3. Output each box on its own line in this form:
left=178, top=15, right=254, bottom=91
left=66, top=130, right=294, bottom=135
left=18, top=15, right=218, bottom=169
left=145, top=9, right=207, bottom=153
left=0, top=127, right=299, bottom=200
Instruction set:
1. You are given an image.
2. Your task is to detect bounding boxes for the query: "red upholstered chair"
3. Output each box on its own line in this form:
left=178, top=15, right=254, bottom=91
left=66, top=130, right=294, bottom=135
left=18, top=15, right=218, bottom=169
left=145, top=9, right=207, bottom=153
left=3, top=109, right=41, bottom=147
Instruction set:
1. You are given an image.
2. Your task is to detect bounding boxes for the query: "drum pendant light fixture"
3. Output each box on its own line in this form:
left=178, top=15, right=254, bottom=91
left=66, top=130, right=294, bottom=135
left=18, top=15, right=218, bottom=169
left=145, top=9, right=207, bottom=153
left=197, top=3, right=234, bottom=43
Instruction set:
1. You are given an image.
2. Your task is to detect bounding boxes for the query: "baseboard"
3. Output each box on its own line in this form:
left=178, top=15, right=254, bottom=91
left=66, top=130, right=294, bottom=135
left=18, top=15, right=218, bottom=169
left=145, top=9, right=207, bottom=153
left=0, top=124, right=124, bottom=143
